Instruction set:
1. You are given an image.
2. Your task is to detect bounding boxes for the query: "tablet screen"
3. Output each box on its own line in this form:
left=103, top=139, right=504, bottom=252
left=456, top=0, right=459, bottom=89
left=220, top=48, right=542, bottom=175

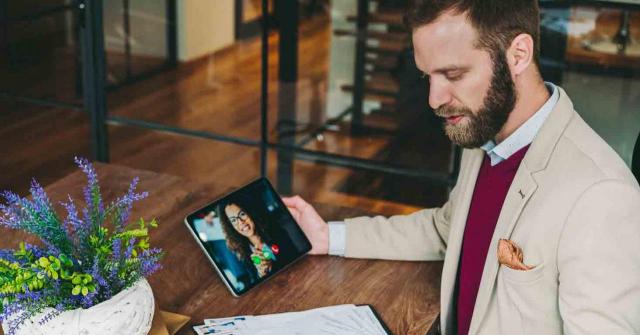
left=185, top=178, right=311, bottom=296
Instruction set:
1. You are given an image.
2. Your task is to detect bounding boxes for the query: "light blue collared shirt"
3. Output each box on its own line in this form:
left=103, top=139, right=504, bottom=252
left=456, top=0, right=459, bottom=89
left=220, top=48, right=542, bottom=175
left=328, top=82, right=561, bottom=256
left=480, top=82, right=559, bottom=165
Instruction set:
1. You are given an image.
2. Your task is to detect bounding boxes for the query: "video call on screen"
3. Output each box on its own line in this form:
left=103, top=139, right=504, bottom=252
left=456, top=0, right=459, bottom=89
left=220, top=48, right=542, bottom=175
left=189, top=179, right=309, bottom=294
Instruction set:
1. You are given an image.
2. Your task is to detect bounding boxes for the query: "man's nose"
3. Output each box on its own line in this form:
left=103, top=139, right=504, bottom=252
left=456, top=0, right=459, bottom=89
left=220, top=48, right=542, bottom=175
left=428, top=80, right=451, bottom=110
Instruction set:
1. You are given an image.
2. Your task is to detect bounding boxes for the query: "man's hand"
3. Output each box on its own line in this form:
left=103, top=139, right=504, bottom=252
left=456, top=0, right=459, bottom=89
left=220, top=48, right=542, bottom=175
left=282, top=195, right=329, bottom=255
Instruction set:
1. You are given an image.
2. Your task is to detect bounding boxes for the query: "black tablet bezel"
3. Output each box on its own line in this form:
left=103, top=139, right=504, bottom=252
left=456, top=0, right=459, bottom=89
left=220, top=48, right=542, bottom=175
left=184, top=177, right=312, bottom=297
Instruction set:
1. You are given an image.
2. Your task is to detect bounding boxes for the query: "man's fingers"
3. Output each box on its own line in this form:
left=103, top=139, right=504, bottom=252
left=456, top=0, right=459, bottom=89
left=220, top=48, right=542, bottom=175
left=282, top=199, right=296, bottom=208
left=283, top=195, right=308, bottom=210
left=282, top=196, right=300, bottom=207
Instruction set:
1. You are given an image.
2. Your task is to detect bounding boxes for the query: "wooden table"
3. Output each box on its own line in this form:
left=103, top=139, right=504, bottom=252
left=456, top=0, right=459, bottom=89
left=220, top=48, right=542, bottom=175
left=0, top=164, right=442, bottom=335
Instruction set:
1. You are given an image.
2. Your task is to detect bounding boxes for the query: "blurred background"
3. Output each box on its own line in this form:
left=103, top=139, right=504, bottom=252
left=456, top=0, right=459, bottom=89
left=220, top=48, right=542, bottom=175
left=1, top=0, right=638, bottom=219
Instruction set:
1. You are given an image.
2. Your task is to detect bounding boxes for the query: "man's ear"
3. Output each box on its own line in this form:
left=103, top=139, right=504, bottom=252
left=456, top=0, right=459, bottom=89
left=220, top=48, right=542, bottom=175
left=507, top=33, right=534, bottom=76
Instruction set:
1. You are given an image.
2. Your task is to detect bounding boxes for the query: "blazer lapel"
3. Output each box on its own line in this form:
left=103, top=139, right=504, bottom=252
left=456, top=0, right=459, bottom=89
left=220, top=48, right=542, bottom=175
left=467, top=87, right=576, bottom=334
left=467, top=164, right=538, bottom=334
left=440, top=148, right=484, bottom=335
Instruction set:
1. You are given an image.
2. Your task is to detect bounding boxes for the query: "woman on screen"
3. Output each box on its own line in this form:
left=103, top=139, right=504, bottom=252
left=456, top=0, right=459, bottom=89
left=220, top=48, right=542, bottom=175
left=193, top=210, right=250, bottom=290
left=219, top=199, right=280, bottom=280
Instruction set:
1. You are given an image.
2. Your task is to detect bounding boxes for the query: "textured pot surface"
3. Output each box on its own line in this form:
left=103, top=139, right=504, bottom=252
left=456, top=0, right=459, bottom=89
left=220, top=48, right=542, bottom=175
left=3, top=279, right=155, bottom=335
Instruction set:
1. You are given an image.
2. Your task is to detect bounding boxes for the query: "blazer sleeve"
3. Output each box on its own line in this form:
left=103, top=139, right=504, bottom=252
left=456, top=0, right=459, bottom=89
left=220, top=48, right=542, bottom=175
left=558, top=179, right=640, bottom=334
left=342, top=182, right=458, bottom=261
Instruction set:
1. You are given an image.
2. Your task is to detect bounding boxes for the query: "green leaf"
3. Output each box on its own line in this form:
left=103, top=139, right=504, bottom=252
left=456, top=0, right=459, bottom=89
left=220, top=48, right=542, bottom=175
left=14, top=242, right=33, bottom=262
left=60, top=269, right=72, bottom=280
left=81, top=286, right=88, bottom=296
left=72, top=286, right=81, bottom=295
left=138, top=238, right=150, bottom=250
left=98, top=227, right=108, bottom=236
left=38, top=257, right=49, bottom=267
left=127, top=228, right=148, bottom=238
left=59, top=254, right=73, bottom=267
left=72, top=276, right=81, bottom=285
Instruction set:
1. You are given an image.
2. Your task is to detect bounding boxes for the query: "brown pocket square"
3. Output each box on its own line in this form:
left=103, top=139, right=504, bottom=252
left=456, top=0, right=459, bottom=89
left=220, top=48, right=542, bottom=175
left=497, top=239, right=534, bottom=271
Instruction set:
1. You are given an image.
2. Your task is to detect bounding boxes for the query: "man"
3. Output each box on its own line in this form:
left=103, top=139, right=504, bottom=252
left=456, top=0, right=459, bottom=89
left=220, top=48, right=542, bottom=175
left=283, top=0, right=640, bottom=334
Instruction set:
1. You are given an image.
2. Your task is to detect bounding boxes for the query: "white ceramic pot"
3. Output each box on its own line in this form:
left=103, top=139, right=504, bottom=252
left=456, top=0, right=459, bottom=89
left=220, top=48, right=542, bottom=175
left=3, top=279, right=155, bottom=335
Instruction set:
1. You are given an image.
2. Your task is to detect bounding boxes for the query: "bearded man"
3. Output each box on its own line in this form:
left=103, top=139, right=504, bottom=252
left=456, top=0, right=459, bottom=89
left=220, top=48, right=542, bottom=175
left=284, top=0, right=640, bottom=334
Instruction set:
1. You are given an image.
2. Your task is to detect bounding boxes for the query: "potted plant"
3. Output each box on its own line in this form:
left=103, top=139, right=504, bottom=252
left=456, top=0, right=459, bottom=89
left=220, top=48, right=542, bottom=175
left=0, top=157, right=163, bottom=335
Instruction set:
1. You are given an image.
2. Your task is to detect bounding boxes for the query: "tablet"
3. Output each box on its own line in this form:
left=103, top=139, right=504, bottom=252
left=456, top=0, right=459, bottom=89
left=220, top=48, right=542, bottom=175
left=184, top=178, right=312, bottom=297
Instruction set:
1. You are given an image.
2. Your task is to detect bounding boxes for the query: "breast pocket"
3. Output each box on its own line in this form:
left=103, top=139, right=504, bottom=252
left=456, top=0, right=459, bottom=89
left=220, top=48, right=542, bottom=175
left=497, top=262, right=560, bottom=334
left=500, top=262, right=545, bottom=284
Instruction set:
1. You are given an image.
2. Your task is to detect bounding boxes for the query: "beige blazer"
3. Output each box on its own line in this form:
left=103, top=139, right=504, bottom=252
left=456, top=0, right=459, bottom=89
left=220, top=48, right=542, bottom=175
left=344, top=87, right=640, bottom=334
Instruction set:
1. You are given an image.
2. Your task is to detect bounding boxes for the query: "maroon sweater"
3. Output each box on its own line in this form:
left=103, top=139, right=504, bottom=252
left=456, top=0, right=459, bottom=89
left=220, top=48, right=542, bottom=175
left=456, top=145, right=529, bottom=335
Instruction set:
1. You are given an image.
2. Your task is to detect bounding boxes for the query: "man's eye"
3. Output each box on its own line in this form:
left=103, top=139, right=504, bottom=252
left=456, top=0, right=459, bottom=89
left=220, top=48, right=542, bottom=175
left=446, top=73, right=463, bottom=81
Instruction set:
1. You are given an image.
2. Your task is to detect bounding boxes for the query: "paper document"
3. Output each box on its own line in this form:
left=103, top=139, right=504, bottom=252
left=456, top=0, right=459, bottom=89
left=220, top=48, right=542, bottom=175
left=193, top=304, right=390, bottom=335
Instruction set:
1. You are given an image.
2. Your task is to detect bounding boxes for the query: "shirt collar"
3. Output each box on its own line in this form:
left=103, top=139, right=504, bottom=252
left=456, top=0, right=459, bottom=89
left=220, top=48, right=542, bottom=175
left=481, top=82, right=559, bottom=166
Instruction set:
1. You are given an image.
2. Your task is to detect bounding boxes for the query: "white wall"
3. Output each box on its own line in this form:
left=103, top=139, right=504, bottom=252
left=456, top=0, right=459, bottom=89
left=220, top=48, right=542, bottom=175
left=103, top=0, right=168, bottom=58
left=326, top=0, right=382, bottom=118
left=177, top=0, right=235, bottom=62
left=102, top=0, right=235, bottom=61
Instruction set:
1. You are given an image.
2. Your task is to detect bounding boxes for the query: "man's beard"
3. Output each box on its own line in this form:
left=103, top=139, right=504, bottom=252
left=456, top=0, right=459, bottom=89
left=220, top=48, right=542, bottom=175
left=434, top=51, right=516, bottom=148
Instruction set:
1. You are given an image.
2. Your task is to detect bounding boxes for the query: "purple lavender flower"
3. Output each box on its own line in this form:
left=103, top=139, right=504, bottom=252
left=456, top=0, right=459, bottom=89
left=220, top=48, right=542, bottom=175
left=2, top=290, right=46, bottom=334
left=139, top=248, right=163, bottom=277
left=123, top=238, right=136, bottom=260
left=81, top=207, right=91, bottom=232
left=23, top=243, right=46, bottom=260
left=80, top=290, right=98, bottom=309
left=0, top=187, right=71, bottom=255
left=108, top=177, right=148, bottom=233
left=29, top=180, right=58, bottom=224
left=74, top=157, right=104, bottom=227
left=3, top=304, right=29, bottom=335
left=15, top=289, right=43, bottom=303
left=60, top=195, right=83, bottom=236
left=109, top=238, right=122, bottom=284
left=90, top=255, right=111, bottom=300
left=0, top=249, right=18, bottom=263
left=37, top=309, right=60, bottom=326
left=1, top=299, right=24, bottom=319
left=117, top=177, right=139, bottom=231
left=0, top=190, right=27, bottom=229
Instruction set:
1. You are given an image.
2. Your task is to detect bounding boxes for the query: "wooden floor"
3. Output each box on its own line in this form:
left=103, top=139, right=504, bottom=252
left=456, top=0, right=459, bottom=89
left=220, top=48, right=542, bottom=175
left=0, top=14, right=452, bottom=219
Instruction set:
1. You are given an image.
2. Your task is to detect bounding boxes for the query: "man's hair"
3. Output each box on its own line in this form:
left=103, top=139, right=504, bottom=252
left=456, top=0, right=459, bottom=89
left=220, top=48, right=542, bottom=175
left=406, top=0, right=540, bottom=65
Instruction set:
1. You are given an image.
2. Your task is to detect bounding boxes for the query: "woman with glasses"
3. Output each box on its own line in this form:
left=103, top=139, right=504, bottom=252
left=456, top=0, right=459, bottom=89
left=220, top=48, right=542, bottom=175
left=218, top=195, right=291, bottom=281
